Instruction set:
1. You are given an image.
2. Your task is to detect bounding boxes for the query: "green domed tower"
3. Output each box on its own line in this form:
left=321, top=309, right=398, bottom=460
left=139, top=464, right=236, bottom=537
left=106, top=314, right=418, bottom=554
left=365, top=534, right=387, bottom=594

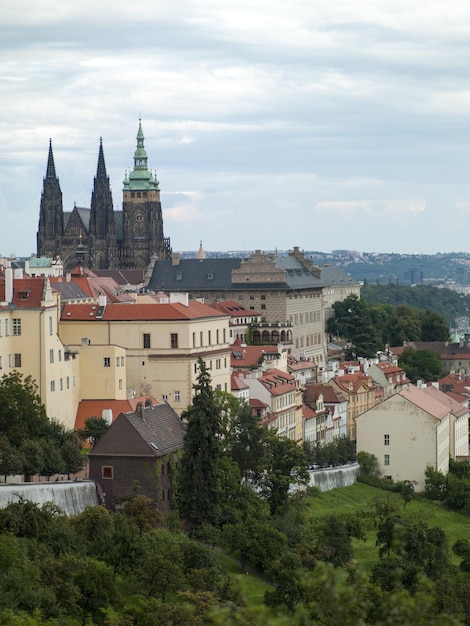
left=121, top=120, right=171, bottom=269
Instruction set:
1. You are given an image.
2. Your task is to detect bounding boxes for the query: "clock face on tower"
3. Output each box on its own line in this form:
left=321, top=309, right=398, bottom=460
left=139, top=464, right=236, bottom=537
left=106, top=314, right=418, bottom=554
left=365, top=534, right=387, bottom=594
left=135, top=211, right=144, bottom=223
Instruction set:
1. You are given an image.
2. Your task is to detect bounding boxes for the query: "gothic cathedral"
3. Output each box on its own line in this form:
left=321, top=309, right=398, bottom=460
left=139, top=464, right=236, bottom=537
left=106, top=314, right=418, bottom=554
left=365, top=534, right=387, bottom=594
left=37, top=121, right=172, bottom=270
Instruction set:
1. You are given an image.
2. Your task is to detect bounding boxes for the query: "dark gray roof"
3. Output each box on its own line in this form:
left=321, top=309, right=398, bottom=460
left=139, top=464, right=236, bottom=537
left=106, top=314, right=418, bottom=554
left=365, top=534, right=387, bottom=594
left=147, top=258, right=243, bottom=292
left=147, top=256, right=325, bottom=292
left=320, top=266, right=359, bottom=286
left=90, top=402, right=186, bottom=458
left=124, top=403, right=186, bottom=455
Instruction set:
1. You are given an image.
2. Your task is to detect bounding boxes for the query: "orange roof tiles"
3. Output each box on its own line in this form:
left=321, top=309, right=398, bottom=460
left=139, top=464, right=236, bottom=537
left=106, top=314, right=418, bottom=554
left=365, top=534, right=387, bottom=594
left=62, top=300, right=227, bottom=322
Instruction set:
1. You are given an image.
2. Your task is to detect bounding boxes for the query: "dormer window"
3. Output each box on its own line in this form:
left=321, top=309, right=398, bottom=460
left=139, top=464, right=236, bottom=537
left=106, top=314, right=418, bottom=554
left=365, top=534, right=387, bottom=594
left=207, top=273, right=214, bottom=280
left=19, top=292, right=29, bottom=300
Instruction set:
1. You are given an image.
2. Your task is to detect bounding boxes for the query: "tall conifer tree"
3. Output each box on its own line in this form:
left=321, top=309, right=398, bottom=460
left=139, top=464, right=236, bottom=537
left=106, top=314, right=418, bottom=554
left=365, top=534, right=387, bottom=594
left=177, top=358, right=222, bottom=530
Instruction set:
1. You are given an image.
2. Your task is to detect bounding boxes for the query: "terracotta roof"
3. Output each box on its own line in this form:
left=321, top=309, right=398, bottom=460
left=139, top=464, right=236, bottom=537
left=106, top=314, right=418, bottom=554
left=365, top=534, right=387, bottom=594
left=258, top=368, right=296, bottom=397
left=302, top=403, right=316, bottom=421
left=231, top=344, right=280, bottom=368
left=249, top=398, right=269, bottom=409
left=304, top=383, right=346, bottom=404
left=422, top=385, right=468, bottom=418
left=439, top=373, right=470, bottom=394
left=62, top=300, right=227, bottom=322
left=398, top=385, right=449, bottom=420
left=74, top=396, right=156, bottom=432
left=231, top=374, right=249, bottom=391
left=0, top=276, right=49, bottom=309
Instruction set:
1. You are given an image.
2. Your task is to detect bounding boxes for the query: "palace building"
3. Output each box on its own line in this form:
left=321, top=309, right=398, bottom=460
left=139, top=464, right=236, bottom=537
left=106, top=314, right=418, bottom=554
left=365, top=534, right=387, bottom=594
left=37, top=121, right=171, bottom=270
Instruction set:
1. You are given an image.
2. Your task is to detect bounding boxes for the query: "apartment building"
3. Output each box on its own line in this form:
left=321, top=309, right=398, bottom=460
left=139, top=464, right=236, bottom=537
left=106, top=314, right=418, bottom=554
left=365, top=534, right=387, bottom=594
left=59, top=294, right=231, bottom=413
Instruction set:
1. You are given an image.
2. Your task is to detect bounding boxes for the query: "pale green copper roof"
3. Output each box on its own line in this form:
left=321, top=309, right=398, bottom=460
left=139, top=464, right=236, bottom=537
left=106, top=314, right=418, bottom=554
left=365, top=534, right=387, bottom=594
left=30, top=257, right=54, bottom=267
left=123, top=120, right=160, bottom=192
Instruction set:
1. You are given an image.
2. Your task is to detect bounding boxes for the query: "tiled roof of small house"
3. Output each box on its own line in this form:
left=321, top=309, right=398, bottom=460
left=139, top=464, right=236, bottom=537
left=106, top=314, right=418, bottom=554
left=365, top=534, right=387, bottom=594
left=89, top=402, right=186, bottom=458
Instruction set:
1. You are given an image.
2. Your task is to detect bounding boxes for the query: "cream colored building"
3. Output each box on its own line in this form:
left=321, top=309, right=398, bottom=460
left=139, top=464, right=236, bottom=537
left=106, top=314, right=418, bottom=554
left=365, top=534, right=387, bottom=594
left=355, top=385, right=467, bottom=490
left=242, top=368, right=302, bottom=442
left=60, top=295, right=231, bottom=413
left=0, top=269, right=80, bottom=430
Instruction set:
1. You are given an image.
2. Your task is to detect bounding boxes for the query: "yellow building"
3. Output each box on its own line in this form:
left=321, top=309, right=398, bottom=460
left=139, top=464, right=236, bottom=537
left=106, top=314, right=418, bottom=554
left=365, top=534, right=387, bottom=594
left=60, top=294, right=231, bottom=413
left=0, top=270, right=80, bottom=430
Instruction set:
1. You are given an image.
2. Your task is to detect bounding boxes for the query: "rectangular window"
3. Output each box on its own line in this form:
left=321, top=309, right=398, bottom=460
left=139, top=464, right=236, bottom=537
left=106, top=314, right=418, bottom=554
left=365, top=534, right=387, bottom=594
left=58, top=350, right=62, bottom=361
left=14, top=354, right=21, bottom=367
left=103, top=357, right=111, bottom=367
left=384, top=434, right=390, bottom=446
left=102, top=466, right=114, bottom=479
left=12, top=319, right=21, bottom=336
left=261, top=304, right=266, bottom=310
left=384, top=454, right=390, bottom=466
left=49, top=316, right=53, bottom=335
left=208, top=331, right=211, bottom=345
left=192, top=332, right=196, bottom=348
left=170, top=333, right=178, bottom=349
left=200, top=331, right=203, bottom=346
left=50, top=349, right=54, bottom=364
left=50, top=380, right=55, bottom=392
left=116, top=357, right=120, bottom=367
left=223, top=328, right=226, bottom=343
left=143, top=333, right=151, bottom=349
left=5, top=320, right=9, bottom=336
left=174, top=390, right=180, bottom=402
left=162, top=394, right=168, bottom=401
left=216, top=329, right=219, bottom=344
left=121, top=356, right=124, bottom=366
left=66, top=376, right=69, bottom=389
left=60, top=378, right=63, bottom=391
left=119, top=379, right=123, bottom=390
left=261, top=294, right=266, bottom=300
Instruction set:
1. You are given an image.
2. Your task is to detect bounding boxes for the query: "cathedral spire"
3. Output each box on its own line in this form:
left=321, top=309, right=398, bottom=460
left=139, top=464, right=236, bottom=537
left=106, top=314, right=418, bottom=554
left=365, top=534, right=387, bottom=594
left=45, top=139, right=57, bottom=180
left=96, top=137, right=107, bottom=179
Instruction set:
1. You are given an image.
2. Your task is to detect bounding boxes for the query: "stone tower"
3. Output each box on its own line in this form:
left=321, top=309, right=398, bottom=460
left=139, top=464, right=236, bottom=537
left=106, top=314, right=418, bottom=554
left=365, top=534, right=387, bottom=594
left=121, top=120, right=171, bottom=269
left=37, top=140, right=64, bottom=259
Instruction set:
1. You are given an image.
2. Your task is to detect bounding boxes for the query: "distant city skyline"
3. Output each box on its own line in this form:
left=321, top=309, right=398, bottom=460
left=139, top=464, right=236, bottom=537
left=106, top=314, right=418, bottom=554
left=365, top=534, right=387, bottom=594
left=2, top=1, right=470, bottom=258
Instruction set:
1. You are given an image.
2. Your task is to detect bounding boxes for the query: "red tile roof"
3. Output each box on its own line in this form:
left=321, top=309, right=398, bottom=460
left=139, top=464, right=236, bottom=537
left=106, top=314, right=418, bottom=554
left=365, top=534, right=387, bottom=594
left=231, top=343, right=280, bottom=368
left=62, top=300, right=227, bottom=322
left=0, top=277, right=49, bottom=309
left=74, top=396, right=158, bottom=439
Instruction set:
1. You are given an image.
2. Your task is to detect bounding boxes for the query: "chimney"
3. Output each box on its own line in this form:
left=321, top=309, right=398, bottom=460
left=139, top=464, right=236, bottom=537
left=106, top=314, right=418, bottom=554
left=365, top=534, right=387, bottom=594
left=5, top=267, right=13, bottom=304
left=136, top=402, right=145, bottom=421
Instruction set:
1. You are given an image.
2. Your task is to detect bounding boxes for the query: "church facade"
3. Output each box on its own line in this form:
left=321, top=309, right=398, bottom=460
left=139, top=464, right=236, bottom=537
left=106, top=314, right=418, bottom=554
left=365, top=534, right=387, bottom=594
left=37, top=121, right=171, bottom=270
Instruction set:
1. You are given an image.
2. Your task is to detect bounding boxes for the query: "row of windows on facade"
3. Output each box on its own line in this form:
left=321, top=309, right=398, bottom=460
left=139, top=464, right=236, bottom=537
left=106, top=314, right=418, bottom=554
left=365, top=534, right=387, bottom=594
left=0, top=317, right=55, bottom=337
left=50, top=376, right=77, bottom=392
left=103, top=356, right=125, bottom=368
left=0, top=354, right=22, bottom=368
left=142, top=329, right=226, bottom=350
left=102, top=458, right=176, bottom=480
left=289, top=311, right=323, bottom=325
left=295, top=334, right=323, bottom=349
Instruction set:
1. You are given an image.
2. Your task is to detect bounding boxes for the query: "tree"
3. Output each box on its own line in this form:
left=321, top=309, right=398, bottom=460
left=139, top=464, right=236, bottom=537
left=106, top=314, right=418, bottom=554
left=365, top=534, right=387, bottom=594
left=0, top=435, right=22, bottom=481
left=258, top=429, right=309, bottom=515
left=77, top=416, right=110, bottom=448
left=177, top=358, right=223, bottom=530
left=0, top=373, right=49, bottom=448
left=398, top=347, right=442, bottom=383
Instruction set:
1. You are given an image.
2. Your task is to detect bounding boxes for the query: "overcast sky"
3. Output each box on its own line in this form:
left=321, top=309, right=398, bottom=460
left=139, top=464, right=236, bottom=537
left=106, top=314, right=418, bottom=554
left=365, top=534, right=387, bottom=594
left=2, top=1, right=470, bottom=258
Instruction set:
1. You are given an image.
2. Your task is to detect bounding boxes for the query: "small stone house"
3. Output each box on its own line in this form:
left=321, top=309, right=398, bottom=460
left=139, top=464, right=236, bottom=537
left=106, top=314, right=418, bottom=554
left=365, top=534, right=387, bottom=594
left=88, top=402, right=186, bottom=512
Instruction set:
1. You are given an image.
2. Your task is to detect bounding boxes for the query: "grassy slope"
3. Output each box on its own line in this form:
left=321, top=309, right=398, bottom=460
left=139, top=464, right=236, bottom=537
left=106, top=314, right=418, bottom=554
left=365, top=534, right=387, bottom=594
left=214, top=483, right=470, bottom=611
left=305, top=482, right=470, bottom=572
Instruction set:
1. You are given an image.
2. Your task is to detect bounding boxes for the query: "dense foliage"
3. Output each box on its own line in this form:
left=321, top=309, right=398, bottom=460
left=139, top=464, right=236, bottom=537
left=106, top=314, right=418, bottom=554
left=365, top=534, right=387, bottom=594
left=398, top=347, right=443, bottom=383
left=362, top=282, right=469, bottom=328
left=327, top=294, right=449, bottom=357
left=0, top=372, right=83, bottom=480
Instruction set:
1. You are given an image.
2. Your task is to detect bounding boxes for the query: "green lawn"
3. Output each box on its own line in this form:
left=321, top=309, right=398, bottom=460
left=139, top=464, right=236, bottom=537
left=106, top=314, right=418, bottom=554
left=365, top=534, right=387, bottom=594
left=305, top=482, right=470, bottom=572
